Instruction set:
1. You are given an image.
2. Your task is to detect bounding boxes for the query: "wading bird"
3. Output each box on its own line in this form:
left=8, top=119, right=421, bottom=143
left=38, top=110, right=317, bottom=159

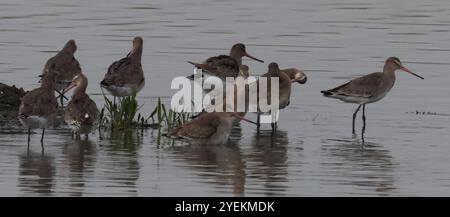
left=255, top=62, right=292, bottom=132
left=321, top=57, right=424, bottom=135
left=187, top=43, right=263, bottom=81
left=63, top=73, right=99, bottom=139
left=169, top=112, right=255, bottom=145
left=19, top=71, right=58, bottom=147
left=100, top=37, right=145, bottom=103
left=41, top=39, right=81, bottom=107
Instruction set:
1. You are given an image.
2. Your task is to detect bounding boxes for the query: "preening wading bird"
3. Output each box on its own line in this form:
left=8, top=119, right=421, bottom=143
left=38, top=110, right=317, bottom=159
left=63, top=73, right=99, bottom=139
left=41, top=39, right=81, bottom=107
left=255, top=62, right=292, bottom=132
left=100, top=37, right=145, bottom=102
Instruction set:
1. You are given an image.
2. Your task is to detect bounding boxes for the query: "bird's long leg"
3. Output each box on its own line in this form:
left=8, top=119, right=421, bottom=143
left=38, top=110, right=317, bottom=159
left=361, top=105, right=366, bottom=145
left=40, top=128, right=45, bottom=151
left=27, top=128, right=31, bottom=144
left=60, top=94, right=64, bottom=107
left=352, top=105, right=362, bottom=134
left=257, top=113, right=261, bottom=131
left=362, top=105, right=366, bottom=128
left=270, top=111, right=275, bottom=133
left=40, top=128, right=45, bottom=143
left=271, top=110, right=278, bottom=133
left=55, top=89, right=68, bottom=108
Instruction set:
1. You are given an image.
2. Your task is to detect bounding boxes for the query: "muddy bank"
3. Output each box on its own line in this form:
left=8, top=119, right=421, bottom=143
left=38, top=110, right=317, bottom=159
left=0, top=83, right=26, bottom=127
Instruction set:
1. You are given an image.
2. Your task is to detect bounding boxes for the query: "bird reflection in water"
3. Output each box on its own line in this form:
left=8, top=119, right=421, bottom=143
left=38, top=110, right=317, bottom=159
left=247, top=130, right=290, bottom=196
left=62, top=139, right=97, bottom=196
left=169, top=125, right=246, bottom=196
left=18, top=150, right=55, bottom=196
left=321, top=137, right=396, bottom=195
left=168, top=126, right=291, bottom=196
left=100, top=129, right=143, bottom=195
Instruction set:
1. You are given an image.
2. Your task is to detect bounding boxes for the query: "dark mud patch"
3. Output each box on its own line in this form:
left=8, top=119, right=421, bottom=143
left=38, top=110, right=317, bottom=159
left=0, top=83, right=26, bottom=128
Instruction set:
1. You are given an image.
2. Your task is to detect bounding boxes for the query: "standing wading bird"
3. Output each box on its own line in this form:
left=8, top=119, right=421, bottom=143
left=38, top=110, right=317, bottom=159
left=100, top=37, right=145, bottom=104
left=187, top=43, right=264, bottom=81
left=19, top=70, right=58, bottom=147
left=40, top=40, right=81, bottom=107
left=321, top=57, right=424, bottom=135
left=62, top=73, right=99, bottom=139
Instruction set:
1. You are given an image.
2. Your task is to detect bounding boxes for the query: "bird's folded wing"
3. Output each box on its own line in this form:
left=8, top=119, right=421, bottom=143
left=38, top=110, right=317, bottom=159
left=177, top=117, right=219, bottom=139
left=331, top=73, right=384, bottom=98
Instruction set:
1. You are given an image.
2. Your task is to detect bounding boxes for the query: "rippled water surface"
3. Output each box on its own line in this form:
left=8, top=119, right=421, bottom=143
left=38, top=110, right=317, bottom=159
left=1, top=0, right=450, bottom=196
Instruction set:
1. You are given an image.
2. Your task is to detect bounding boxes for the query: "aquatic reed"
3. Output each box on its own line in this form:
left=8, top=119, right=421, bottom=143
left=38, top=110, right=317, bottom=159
left=148, top=97, right=191, bottom=129
left=99, top=92, right=190, bottom=131
left=100, top=90, right=143, bottom=130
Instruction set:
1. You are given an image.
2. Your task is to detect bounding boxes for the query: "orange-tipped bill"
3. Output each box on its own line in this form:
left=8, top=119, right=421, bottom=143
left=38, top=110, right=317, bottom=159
left=401, top=66, right=424, bottom=80
left=244, top=53, right=264, bottom=63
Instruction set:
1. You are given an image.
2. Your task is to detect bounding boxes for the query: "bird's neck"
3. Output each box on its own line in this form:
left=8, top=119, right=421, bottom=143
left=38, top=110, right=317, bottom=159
left=383, top=65, right=397, bottom=81
left=62, top=41, right=77, bottom=54
left=229, top=52, right=242, bottom=66
left=128, top=45, right=142, bottom=62
left=383, top=63, right=397, bottom=74
left=73, top=82, right=88, bottom=98
left=382, top=67, right=396, bottom=89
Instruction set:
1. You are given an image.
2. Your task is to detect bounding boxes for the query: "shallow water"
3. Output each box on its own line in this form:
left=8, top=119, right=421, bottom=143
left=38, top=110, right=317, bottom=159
left=1, top=0, right=450, bottom=196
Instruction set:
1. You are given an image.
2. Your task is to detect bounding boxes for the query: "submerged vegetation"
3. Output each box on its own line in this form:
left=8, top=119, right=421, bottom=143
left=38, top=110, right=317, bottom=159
left=100, top=91, right=144, bottom=130
left=99, top=91, right=191, bottom=132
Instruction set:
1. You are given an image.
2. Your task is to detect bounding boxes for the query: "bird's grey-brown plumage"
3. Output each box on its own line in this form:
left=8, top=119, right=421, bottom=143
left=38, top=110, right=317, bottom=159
left=65, top=90, right=98, bottom=125
left=321, top=56, right=424, bottom=134
left=259, top=63, right=292, bottom=110
left=169, top=112, right=236, bottom=145
left=320, top=57, right=424, bottom=104
left=327, top=72, right=392, bottom=100
left=63, top=73, right=99, bottom=136
left=64, top=93, right=98, bottom=125
left=171, top=113, right=221, bottom=139
left=188, top=43, right=263, bottom=80
left=281, top=68, right=308, bottom=84
left=19, top=71, right=58, bottom=128
left=100, top=37, right=144, bottom=96
left=19, top=84, right=57, bottom=120
left=41, top=40, right=81, bottom=85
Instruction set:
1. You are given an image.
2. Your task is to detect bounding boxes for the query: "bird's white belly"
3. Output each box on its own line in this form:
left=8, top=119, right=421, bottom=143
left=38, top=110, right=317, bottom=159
left=103, top=80, right=145, bottom=97
left=20, top=116, right=50, bottom=129
left=68, top=123, right=96, bottom=135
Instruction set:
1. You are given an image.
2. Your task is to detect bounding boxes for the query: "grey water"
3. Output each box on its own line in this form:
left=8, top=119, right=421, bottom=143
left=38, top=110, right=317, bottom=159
left=1, top=0, right=450, bottom=196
